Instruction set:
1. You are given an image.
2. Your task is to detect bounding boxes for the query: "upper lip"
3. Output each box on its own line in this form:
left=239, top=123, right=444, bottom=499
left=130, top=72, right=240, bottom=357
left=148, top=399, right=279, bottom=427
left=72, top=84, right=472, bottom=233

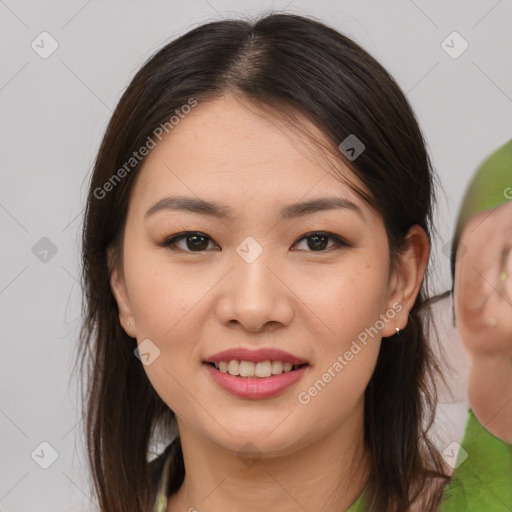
left=204, top=347, right=308, bottom=365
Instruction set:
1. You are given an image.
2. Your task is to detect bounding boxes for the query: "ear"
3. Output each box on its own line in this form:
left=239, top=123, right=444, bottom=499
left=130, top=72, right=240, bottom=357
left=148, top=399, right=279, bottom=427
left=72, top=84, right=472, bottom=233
left=108, top=246, right=137, bottom=338
left=381, top=225, right=430, bottom=337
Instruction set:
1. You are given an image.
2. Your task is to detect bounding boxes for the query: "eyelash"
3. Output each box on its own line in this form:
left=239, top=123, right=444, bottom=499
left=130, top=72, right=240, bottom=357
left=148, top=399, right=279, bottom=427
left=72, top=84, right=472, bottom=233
left=159, top=231, right=349, bottom=253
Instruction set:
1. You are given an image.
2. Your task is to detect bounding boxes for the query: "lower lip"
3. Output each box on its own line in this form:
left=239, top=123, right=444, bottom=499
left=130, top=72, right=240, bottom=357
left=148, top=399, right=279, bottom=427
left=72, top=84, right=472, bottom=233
left=203, top=363, right=309, bottom=399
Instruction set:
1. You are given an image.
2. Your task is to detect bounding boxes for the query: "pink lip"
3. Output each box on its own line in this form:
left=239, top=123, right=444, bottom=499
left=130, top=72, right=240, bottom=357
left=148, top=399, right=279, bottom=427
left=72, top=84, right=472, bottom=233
left=203, top=363, right=309, bottom=399
left=204, top=347, right=307, bottom=365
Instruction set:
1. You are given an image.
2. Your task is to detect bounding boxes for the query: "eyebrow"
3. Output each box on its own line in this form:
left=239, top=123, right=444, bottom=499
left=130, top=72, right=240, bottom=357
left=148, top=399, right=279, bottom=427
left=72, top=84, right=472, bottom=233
left=144, top=195, right=364, bottom=221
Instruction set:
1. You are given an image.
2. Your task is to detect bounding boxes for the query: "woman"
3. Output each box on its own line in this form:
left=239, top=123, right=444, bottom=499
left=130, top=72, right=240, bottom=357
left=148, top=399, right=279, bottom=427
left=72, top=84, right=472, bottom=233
left=77, top=13, right=512, bottom=512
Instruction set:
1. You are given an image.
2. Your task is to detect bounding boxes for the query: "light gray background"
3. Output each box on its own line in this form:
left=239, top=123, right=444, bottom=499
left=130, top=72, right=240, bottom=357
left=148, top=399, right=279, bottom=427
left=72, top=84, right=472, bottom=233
left=1, top=0, right=511, bottom=510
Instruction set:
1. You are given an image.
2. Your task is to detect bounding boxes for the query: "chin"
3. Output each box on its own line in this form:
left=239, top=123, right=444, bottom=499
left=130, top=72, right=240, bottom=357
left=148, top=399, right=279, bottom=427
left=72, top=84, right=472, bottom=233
left=198, top=420, right=311, bottom=458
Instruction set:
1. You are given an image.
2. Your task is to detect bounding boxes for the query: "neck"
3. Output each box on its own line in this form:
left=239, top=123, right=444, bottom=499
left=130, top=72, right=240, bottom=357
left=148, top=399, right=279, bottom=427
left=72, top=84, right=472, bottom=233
left=166, top=400, right=370, bottom=512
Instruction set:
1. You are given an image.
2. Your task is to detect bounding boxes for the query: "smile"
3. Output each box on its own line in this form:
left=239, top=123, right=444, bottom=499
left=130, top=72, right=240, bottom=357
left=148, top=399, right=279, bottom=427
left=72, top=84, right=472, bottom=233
left=206, top=360, right=307, bottom=378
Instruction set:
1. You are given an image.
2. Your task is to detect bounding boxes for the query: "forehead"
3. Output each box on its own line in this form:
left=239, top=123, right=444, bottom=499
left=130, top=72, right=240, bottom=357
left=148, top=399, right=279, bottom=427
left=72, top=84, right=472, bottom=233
left=129, top=96, right=370, bottom=217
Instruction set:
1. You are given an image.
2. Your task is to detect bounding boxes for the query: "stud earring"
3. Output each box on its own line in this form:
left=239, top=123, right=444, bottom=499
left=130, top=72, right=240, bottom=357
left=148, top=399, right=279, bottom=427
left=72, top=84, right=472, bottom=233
left=395, top=327, right=400, bottom=335
left=126, top=321, right=130, bottom=326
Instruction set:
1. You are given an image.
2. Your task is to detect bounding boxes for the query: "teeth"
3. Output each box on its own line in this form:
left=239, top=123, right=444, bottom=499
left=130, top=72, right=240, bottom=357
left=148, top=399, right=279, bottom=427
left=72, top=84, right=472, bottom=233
left=227, top=360, right=239, bottom=376
left=255, top=361, right=272, bottom=378
left=211, top=360, right=301, bottom=378
left=239, top=360, right=255, bottom=377
left=271, top=361, right=283, bottom=374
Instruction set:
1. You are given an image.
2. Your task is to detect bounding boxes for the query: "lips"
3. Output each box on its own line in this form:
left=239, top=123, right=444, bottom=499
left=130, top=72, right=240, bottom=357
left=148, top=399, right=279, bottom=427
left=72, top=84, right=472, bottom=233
left=203, top=362, right=309, bottom=399
left=202, top=347, right=309, bottom=399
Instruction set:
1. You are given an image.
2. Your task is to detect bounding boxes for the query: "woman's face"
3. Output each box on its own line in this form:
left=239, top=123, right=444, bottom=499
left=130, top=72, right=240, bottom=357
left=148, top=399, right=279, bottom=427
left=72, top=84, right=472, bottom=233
left=110, top=95, right=413, bottom=457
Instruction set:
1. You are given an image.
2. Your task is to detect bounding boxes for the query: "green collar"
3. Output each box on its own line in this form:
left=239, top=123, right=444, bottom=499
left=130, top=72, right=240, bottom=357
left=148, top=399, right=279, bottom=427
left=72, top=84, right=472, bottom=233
left=346, top=489, right=365, bottom=511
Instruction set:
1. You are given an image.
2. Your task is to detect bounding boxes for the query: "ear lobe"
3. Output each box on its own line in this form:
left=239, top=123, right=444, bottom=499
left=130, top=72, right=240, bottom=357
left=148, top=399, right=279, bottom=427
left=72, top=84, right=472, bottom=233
left=381, top=225, right=430, bottom=337
left=108, top=248, right=136, bottom=337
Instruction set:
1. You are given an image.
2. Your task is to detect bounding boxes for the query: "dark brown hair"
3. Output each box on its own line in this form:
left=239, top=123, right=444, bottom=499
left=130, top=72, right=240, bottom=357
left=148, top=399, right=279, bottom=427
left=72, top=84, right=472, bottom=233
left=77, top=12, right=450, bottom=512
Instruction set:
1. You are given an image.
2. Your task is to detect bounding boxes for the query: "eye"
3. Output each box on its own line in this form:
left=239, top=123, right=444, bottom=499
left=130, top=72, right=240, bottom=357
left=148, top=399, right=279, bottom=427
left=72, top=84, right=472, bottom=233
left=160, top=231, right=219, bottom=252
left=291, top=231, right=348, bottom=252
left=160, top=231, right=348, bottom=253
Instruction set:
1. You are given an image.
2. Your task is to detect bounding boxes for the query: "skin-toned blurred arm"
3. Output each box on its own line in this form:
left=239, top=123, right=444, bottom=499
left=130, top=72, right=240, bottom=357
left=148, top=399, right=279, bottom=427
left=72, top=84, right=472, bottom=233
left=454, top=200, right=512, bottom=444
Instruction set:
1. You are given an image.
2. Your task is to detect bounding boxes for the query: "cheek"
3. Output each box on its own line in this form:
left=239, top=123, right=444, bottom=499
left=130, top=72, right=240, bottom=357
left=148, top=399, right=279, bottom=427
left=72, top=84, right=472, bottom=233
left=294, top=266, right=387, bottom=402
left=305, top=262, right=389, bottom=347
left=122, top=242, right=206, bottom=336
left=295, top=271, right=385, bottom=429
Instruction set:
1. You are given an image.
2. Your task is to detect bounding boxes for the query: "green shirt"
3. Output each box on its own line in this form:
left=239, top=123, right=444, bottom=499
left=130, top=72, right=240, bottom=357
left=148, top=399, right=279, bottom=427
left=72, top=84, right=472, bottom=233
left=153, top=408, right=512, bottom=511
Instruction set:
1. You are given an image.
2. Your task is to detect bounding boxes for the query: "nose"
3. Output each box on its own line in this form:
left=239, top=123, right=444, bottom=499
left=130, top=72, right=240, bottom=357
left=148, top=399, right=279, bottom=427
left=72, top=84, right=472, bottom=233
left=215, top=250, right=294, bottom=334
